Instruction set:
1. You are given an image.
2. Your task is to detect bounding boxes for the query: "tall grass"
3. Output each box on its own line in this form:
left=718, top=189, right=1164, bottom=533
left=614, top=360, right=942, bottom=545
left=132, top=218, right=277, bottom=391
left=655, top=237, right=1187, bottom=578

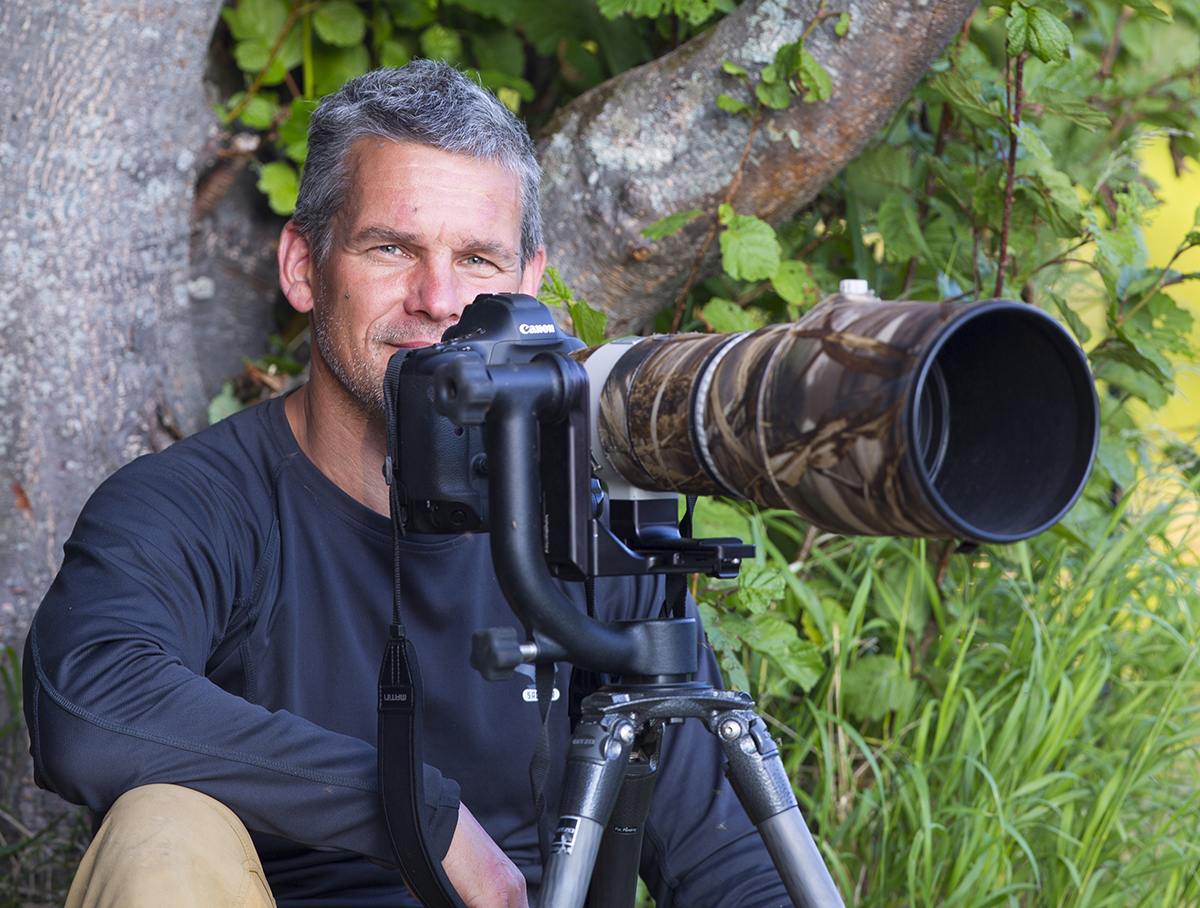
left=700, top=468, right=1200, bottom=906
left=0, top=646, right=89, bottom=907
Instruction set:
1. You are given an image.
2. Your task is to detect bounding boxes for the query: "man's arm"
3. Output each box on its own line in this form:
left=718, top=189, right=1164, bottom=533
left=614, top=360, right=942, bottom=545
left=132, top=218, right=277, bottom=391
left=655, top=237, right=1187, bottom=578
left=444, top=803, right=529, bottom=908
left=22, top=454, right=455, bottom=866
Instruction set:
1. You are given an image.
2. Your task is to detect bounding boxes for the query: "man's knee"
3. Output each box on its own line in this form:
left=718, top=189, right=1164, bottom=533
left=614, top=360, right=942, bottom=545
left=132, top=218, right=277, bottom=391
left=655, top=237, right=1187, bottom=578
left=67, top=784, right=275, bottom=908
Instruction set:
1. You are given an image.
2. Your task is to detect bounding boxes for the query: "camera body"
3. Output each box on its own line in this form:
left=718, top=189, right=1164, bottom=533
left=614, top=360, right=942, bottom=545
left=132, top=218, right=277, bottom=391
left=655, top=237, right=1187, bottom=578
left=393, top=293, right=583, bottom=535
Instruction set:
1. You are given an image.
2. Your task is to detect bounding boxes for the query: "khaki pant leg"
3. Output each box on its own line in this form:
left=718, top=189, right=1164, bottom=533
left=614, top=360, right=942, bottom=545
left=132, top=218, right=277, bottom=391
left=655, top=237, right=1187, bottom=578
left=65, top=784, right=276, bottom=908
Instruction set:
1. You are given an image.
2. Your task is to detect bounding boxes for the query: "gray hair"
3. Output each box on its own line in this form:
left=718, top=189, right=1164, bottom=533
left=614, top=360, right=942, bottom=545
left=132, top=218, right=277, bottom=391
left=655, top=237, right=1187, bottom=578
left=292, top=60, right=543, bottom=269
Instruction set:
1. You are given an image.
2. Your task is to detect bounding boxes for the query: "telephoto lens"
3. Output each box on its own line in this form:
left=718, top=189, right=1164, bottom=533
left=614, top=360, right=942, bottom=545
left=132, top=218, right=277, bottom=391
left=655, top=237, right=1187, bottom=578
left=575, top=288, right=1098, bottom=544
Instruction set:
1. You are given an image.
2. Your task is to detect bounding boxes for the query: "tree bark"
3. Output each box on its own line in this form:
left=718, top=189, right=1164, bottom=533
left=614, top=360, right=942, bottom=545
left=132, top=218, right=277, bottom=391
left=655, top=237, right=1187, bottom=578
left=539, top=0, right=977, bottom=335
left=0, top=0, right=224, bottom=833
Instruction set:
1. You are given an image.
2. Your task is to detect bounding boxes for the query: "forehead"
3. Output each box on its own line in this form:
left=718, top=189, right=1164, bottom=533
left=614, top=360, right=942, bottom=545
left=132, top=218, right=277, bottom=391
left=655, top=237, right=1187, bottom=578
left=337, top=138, right=522, bottom=239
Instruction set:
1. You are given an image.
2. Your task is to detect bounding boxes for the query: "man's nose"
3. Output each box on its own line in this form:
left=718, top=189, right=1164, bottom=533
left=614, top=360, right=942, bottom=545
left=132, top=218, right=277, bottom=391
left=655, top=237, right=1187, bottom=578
left=408, top=260, right=465, bottom=325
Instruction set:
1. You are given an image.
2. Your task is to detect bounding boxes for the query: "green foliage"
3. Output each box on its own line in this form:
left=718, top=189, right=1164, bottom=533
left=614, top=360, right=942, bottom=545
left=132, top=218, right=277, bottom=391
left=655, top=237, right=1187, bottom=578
left=646, top=4, right=1200, bottom=905
left=539, top=265, right=609, bottom=346
left=213, top=0, right=729, bottom=215
left=640, top=209, right=705, bottom=241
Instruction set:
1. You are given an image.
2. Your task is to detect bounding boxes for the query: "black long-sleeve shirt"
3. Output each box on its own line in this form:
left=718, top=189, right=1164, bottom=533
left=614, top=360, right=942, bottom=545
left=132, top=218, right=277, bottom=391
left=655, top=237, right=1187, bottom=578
left=24, top=393, right=789, bottom=906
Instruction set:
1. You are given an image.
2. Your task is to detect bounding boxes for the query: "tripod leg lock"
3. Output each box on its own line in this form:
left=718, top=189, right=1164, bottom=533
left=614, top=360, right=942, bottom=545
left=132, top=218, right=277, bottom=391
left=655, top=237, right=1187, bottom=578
left=710, top=710, right=797, bottom=824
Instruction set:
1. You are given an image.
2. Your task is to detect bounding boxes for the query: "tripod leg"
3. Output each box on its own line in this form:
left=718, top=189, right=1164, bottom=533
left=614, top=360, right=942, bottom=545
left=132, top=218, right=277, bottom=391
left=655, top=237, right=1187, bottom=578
left=587, top=737, right=659, bottom=908
left=537, top=715, right=635, bottom=908
left=713, top=710, right=844, bottom=908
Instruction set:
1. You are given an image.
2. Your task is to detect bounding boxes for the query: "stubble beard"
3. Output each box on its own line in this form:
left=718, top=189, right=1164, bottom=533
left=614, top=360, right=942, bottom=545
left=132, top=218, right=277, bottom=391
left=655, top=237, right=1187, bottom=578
left=309, top=288, right=450, bottom=419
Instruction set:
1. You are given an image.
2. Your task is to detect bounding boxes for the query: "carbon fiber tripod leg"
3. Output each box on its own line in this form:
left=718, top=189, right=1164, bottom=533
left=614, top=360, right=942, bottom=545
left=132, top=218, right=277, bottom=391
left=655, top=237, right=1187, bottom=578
left=537, top=714, right=636, bottom=908
left=712, top=708, right=843, bottom=908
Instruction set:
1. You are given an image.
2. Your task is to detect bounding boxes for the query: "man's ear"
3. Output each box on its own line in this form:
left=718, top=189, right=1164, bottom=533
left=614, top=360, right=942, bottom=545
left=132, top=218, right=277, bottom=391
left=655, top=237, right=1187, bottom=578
left=279, top=221, right=316, bottom=314
left=518, top=245, right=548, bottom=297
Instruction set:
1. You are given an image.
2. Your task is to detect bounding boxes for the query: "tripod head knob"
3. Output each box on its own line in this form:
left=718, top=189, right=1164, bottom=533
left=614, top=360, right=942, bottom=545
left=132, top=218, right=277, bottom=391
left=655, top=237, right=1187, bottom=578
left=470, top=626, right=526, bottom=681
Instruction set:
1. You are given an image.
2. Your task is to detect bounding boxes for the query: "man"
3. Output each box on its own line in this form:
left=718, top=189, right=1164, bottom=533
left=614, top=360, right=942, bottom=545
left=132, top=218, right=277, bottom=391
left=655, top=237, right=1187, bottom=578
left=24, top=61, right=791, bottom=907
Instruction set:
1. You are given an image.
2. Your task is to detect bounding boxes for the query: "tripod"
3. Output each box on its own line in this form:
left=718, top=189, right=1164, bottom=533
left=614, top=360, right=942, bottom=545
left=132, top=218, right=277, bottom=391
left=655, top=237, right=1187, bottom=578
left=435, top=355, right=847, bottom=908
left=538, top=680, right=843, bottom=908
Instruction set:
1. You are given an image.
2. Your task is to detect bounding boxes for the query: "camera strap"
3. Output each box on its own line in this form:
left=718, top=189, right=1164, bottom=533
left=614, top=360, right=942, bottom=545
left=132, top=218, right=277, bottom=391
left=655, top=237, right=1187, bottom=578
left=377, top=353, right=468, bottom=908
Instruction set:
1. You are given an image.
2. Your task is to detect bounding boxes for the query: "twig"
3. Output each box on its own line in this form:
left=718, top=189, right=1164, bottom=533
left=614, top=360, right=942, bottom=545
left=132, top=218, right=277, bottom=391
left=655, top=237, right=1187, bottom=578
left=1097, top=7, right=1134, bottom=81
left=669, top=106, right=764, bottom=332
left=995, top=52, right=1025, bottom=299
left=795, top=524, right=820, bottom=567
left=669, top=1, right=838, bottom=332
left=934, top=541, right=955, bottom=590
left=224, top=0, right=309, bottom=124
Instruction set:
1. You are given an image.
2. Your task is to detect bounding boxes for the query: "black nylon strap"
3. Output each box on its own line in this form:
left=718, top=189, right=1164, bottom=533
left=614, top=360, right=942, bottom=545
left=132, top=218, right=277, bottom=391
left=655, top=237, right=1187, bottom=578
left=528, top=659, right=556, bottom=862
left=377, top=352, right=467, bottom=908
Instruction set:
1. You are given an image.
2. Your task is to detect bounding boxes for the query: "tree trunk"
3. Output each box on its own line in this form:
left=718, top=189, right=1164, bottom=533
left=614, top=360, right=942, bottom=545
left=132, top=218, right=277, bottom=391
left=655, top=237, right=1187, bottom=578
left=539, top=0, right=977, bottom=335
left=0, top=0, right=224, bottom=834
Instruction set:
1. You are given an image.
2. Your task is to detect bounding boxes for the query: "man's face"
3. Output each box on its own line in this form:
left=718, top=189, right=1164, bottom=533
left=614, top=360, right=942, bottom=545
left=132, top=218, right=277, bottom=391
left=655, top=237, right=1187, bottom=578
left=300, top=139, right=543, bottom=415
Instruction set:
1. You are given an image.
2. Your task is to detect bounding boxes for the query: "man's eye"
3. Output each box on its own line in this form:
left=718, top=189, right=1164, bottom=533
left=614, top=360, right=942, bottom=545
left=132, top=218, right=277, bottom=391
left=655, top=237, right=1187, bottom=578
left=378, top=245, right=401, bottom=255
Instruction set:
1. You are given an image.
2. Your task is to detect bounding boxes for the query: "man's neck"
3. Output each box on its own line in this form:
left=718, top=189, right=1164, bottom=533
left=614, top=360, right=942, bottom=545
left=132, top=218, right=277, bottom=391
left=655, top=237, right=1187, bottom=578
left=285, top=380, right=391, bottom=516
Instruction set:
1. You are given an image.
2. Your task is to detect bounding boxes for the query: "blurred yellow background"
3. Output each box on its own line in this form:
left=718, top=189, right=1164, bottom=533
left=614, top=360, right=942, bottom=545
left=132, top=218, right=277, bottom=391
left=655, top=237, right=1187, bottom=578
left=1140, top=139, right=1200, bottom=437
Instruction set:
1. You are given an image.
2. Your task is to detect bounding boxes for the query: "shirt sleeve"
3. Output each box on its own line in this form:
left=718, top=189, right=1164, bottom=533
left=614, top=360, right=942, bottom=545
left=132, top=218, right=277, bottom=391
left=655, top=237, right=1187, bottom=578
left=22, top=458, right=459, bottom=865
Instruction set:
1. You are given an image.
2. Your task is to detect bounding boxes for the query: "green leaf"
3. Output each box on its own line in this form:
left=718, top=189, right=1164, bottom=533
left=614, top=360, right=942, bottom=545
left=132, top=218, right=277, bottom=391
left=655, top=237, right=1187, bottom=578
left=717, top=93, right=754, bottom=116
left=225, top=0, right=291, bottom=44
left=475, top=69, right=535, bottom=103
left=566, top=300, right=608, bottom=346
left=1028, top=86, right=1110, bottom=132
left=313, top=0, right=367, bottom=47
left=1123, top=0, right=1172, bottom=22
left=676, top=0, right=721, bottom=27
left=835, top=11, right=850, bottom=36
left=278, top=99, right=317, bottom=146
left=381, top=36, right=416, bottom=68
left=208, top=381, right=246, bottom=425
left=1026, top=6, right=1071, bottom=63
left=718, top=205, right=782, bottom=281
left=700, top=298, right=766, bottom=333
left=721, top=60, right=749, bottom=80
left=1092, top=359, right=1170, bottom=408
left=641, top=209, right=705, bottom=241
left=797, top=47, right=832, bottom=102
left=538, top=265, right=575, bottom=309
left=696, top=603, right=752, bottom=692
left=877, top=191, right=923, bottom=263
left=737, top=565, right=786, bottom=614
left=744, top=614, right=824, bottom=690
left=420, top=23, right=464, bottom=63
left=228, top=91, right=280, bottom=130
left=257, top=160, right=300, bottom=215
left=385, top=0, right=437, bottom=28
left=692, top=498, right=752, bottom=540
left=1006, top=3, right=1029, bottom=56
left=1048, top=291, right=1091, bottom=344
left=538, top=266, right=608, bottom=345
left=471, top=30, right=526, bottom=78
left=841, top=655, right=917, bottom=722
left=311, top=43, right=370, bottom=95
left=772, top=260, right=822, bottom=306
left=927, top=72, right=1001, bottom=129
left=755, top=79, right=790, bottom=110
left=278, top=99, right=317, bottom=164
left=1096, top=429, right=1137, bottom=489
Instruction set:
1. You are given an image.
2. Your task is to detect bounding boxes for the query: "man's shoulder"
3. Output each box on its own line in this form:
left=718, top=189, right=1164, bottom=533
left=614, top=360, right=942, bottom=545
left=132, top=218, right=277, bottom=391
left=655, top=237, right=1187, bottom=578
left=91, top=396, right=295, bottom=525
